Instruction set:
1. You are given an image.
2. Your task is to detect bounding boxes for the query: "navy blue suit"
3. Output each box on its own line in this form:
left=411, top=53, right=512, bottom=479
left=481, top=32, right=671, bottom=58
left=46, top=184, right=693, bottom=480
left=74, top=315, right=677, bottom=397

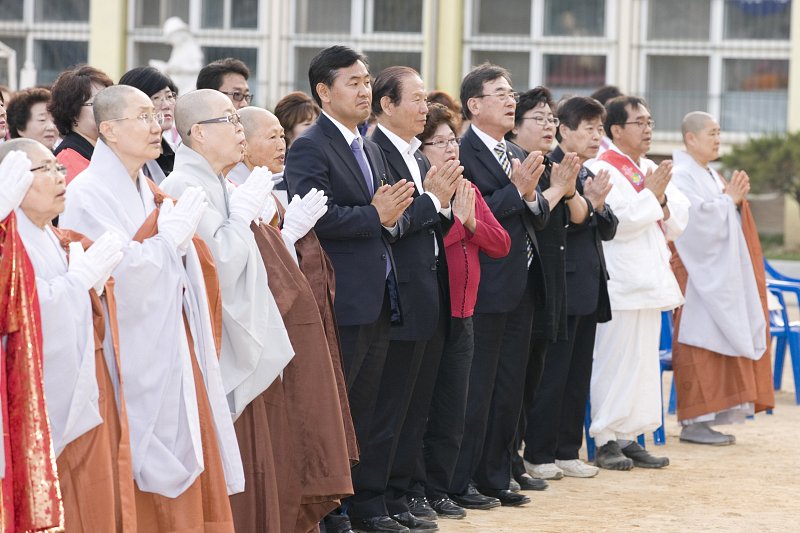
left=451, top=126, right=551, bottom=494
left=284, top=114, right=399, bottom=507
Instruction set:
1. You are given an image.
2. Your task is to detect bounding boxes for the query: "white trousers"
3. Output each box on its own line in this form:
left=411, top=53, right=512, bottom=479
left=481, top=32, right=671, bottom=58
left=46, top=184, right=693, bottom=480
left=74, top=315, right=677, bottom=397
left=590, top=309, right=662, bottom=447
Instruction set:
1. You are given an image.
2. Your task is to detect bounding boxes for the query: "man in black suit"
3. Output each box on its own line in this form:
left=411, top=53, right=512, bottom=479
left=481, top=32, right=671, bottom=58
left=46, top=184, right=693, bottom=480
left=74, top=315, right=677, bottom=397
left=448, top=64, right=550, bottom=509
left=523, top=96, right=618, bottom=480
left=358, top=66, right=462, bottom=531
left=283, top=46, right=415, bottom=533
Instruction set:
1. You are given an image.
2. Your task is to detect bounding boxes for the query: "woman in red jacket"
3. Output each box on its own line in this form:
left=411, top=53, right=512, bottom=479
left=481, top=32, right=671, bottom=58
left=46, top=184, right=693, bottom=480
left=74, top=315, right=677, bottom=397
left=414, top=103, right=510, bottom=514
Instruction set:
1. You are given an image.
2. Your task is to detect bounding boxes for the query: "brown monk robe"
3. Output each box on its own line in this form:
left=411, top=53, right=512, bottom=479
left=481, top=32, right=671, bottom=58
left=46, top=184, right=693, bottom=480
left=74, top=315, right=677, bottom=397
left=671, top=200, right=774, bottom=421
left=132, top=185, right=235, bottom=533
left=246, top=211, right=353, bottom=533
left=295, top=229, right=359, bottom=467
left=52, top=229, right=137, bottom=532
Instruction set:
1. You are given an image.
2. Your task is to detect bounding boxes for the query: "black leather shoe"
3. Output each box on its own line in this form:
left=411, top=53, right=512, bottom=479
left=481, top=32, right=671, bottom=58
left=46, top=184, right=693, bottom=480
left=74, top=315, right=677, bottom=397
left=351, top=515, right=410, bottom=533
left=477, top=488, right=531, bottom=507
left=516, top=473, right=549, bottom=491
left=429, top=498, right=466, bottom=519
left=391, top=512, right=438, bottom=532
left=324, top=512, right=355, bottom=533
left=449, top=485, right=500, bottom=510
left=621, top=442, right=669, bottom=469
left=408, top=497, right=437, bottom=520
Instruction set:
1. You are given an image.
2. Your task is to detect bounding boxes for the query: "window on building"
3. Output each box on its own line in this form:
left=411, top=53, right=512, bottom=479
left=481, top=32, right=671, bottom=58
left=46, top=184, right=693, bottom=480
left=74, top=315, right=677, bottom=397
left=648, top=0, right=711, bottom=39
left=0, top=36, right=26, bottom=69
left=34, top=39, right=88, bottom=85
left=133, top=41, right=172, bottom=68
left=295, top=0, right=351, bottom=33
left=473, top=0, right=531, bottom=35
left=724, top=0, right=791, bottom=39
left=721, top=58, right=788, bottom=132
left=293, top=46, right=324, bottom=95
left=364, top=50, right=421, bottom=75
left=370, top=0, right=423, bottom=33
left=231, top=0, right=258, bottom=29
left=544, top=0, right=605, bottom=37
left=544, top=54, right=605, bottom=98
left=135, top=0, right=190, bottom=28
left=0, top=0, right=24, bottom=21
left=470, top=50, right=530, bottom=91
left=201, top=0, right=258, bottom=29
left=34, top=0, right=90, bottom=22
left=646, top=55, right=709, bottom=132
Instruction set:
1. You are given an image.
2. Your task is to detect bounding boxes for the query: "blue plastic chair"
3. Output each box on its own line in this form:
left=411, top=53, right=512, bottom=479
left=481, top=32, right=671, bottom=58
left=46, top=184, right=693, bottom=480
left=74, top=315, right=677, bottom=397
left=766, top=281, right=800, bottom=404
left=764, top=258, right=800, bottom=283
left=584, top=402, right=645, bottom=462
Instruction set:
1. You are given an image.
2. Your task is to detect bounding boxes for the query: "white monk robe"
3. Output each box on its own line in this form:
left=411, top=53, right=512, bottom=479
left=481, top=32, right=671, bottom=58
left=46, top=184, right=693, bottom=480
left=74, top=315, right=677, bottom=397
left=588, top=142, right=690, bottom=446
left=15, top=211, right=99, bottom=457
left=161, top=146, right=294, bottom=421
left=671, top=149, right=765, bottom=423
left=60, top=140, right=244, bottom=498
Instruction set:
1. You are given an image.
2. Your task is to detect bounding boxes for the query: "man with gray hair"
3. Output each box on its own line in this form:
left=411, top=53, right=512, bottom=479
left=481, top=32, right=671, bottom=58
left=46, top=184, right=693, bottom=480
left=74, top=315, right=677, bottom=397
left=61, top=84, right=243, bottom=531
left=669, top=111, right=774, bottom=445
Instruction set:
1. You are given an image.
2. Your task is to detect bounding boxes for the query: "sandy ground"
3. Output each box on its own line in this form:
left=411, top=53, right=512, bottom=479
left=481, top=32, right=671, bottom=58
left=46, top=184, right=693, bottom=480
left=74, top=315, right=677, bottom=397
left=435, top=362, right=799, bottom=532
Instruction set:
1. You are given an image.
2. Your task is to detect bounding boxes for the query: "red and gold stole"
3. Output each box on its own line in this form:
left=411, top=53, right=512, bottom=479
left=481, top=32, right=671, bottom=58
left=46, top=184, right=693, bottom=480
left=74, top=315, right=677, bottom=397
left=0, top=212, right=63, bottom=532
left=599, top=149, right=645, bottom=192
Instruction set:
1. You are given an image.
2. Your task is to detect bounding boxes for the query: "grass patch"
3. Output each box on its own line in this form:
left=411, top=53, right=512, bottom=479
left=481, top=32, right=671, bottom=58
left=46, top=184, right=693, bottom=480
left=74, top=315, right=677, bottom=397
left=760, top=233, right=800, bottom=261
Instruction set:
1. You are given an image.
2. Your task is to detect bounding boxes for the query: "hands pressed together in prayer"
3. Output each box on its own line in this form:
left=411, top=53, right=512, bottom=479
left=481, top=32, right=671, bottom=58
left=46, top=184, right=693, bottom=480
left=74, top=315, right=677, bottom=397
left=158, top=186, right=208, bottom=254
left=372, top=179, right=415, bottom=227
left=510, top=151, right=546, bottom=202
left=423, top=159, right=463, bottom=208
left=230, top=166, right=275, bottom=225
left=583, top=169, right=613, bottom=212
left=643, top=160, right=672, bottom=205
left=549, top=152, right=582, bottom=199
left=283, top=188, right=328, bottom=246
left=452, top=179, right=476, bottom=233
left=0, top=150, right=34, bottom=220
left=68, top=232, right=124, bottom=296
left=725, top=170, right=750, bottom=207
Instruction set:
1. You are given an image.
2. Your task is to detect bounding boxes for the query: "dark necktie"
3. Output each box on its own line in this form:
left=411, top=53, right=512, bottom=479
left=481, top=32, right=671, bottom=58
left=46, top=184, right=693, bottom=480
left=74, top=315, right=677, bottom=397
left=495, top=142, right=533, bottom=267
left=350, top=138, right=374, bottom=196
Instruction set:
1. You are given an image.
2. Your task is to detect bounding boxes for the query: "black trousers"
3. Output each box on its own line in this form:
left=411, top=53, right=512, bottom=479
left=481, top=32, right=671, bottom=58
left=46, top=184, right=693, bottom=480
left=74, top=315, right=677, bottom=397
left=348, top=282, right=447, bottom=519
left=450, top=271, right=535, bottom=493
left=523, top=312, right=598, bottom=464
left=416, top=316, right=474, bottom=501
left=338, top=288, right=392, bottom=499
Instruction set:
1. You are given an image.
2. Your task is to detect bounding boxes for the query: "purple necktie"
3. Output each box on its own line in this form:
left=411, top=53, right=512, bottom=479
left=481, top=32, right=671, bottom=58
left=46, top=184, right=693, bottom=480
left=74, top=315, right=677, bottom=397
left=350, top=138, right=374, bottom=196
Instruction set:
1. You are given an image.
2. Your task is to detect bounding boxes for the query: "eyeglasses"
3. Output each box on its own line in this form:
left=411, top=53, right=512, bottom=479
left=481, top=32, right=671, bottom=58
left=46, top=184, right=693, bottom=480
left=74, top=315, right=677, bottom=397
left=82, top=101, right=94, bottom=107
left=521, top=116, right=560, bottom=127
left=220, top=90, right=253, bottom=104
left=189, top=113, right=241, bottom=135
left=31, top=161, right=67, bottom=175
left=152, top=91, right=177, bottom=105
left=475, top=91, right=520, bottom=103
left=422, top=137, right=460, bottom=149
left=623, top=119, right=655, bottom=130
left=105, top=112, right=164, bottom=126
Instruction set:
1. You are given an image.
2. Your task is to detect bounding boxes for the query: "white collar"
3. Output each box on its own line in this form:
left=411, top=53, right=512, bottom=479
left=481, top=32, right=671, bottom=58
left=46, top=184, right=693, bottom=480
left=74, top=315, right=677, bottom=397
left=322, top=110, right=361, bottom=147
left=377, top=124, right=421, bottom=157
left=471, top=124, right=507, bottom=154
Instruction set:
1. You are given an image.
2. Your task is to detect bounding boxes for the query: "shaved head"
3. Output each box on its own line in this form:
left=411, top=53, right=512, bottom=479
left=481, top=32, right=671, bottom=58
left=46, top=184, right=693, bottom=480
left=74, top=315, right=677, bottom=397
left=238, top=106, right=277, bottom=140
left=93, top=85, right=148, bottom=126
left=175, top=89, right=233, bottom=146
left=681, top=111, right=715, bottom=141
left=0, top=137, right=46, bottom=163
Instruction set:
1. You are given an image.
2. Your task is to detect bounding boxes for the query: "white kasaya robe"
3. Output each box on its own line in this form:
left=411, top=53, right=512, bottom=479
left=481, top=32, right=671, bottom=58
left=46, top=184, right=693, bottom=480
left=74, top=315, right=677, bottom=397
left=670, top=149, right=773, bottom=424
left=60, top=140, right=244, bottom=499
left=160, top=146, right=294, bottom=421
left=587, top=142, right=690, bottom=445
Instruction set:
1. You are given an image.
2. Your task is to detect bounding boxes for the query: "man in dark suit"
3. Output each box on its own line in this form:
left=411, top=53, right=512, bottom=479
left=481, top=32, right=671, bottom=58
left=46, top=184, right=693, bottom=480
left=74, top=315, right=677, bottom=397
left=356, top=66, right=462, bottom=531
left=523, top=96, right=618, bottom=480
left=283, top=46, right=415, bottom=533
left=448, top=64, right=550, bottom=509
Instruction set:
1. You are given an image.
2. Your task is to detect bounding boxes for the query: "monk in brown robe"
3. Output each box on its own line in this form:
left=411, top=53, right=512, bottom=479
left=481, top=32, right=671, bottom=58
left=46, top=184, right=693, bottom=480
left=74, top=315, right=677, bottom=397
left=60, top=85, right=242, bottom=532
left=670, top=111, right=774, bottom=446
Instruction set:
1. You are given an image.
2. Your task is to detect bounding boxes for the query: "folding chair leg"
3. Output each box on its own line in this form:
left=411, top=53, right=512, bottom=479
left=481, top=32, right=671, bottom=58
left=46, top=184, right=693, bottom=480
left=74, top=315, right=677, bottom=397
left=584, top=401, right=595, bottom=462
left=636, top=434, right=645, bottom=448
left=774, top=336, right=787, bottom=390
left=789, top=333, right=800, bottom=405
left=668, top=377, right=677, bottom=415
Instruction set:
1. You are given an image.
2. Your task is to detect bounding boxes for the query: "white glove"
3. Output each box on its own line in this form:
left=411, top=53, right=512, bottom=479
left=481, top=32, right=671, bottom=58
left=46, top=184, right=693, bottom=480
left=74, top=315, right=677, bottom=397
left=68, top=232, right=125, bottom=295
left=230, top=166, right=273, bottom=224
left=158, top=187, right=207, bottom=254
left=0, top=150, right=34, bottom=220
left=260, top=194, right=277, bottom=224
left=281, top=188, right=328, bottom=246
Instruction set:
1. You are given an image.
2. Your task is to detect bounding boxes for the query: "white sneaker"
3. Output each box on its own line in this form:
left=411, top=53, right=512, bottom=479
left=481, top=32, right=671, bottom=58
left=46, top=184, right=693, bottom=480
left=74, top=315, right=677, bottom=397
left=524, top=460, right=564, bottom=480
left=555, top=459, right=599, bottom=478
